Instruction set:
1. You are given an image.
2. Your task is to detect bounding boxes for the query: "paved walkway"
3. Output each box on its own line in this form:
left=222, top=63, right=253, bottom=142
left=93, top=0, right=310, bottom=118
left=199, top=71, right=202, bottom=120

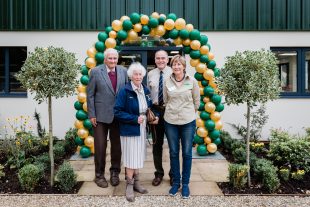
left=69, top=140, right=229, bottom=196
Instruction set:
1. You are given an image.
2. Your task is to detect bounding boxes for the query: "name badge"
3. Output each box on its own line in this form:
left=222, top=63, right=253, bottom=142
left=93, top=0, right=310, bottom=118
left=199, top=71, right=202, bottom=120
left=168, top=86, right=176, bottom=91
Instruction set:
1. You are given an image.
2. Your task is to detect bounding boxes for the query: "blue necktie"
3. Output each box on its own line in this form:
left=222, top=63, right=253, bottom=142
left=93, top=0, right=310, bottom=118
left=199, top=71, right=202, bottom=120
left=158, top=71, right=163, bottom=105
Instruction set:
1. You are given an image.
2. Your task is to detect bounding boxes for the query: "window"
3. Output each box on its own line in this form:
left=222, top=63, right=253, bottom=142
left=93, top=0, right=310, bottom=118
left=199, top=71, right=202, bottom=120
left=271, top=47, right=310, bottom=97
left=0, top=47, right=27, bottom=97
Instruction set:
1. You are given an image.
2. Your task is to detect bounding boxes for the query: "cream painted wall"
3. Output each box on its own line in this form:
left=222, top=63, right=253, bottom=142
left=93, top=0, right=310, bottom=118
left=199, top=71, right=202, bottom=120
left=0, top=31, right=310, bottom=139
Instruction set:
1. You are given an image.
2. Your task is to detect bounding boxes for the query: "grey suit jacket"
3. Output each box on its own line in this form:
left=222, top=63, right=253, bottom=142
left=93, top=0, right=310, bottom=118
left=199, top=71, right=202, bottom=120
left=87, top=64, right=128, bottom=123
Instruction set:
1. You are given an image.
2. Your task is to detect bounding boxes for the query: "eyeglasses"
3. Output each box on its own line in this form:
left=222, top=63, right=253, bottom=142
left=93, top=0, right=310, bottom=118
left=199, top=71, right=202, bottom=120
left=155, top=57, right=167, bottom=60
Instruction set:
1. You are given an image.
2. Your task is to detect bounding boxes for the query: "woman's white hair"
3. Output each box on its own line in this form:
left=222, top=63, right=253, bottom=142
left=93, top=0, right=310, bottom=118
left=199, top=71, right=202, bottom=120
left=127, top=62, right=146, bottom=79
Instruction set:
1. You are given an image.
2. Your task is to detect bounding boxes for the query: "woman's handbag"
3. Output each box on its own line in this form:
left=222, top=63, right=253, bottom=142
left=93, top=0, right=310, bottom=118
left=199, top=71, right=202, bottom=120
left=146, top=108, right=156, bottom=123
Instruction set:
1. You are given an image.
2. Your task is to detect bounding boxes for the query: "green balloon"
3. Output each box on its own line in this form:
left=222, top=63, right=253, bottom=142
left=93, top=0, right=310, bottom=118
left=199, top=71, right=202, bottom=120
left=190, top=50, right=201, bottom=59
left=81, top=65, right=88, bottom=75
left=198, top=101, right=205, bottom=111
left=148, top=18, right=159, bottom=28
left=80, top=146, right=91, bottom=158
left=117, top=30, right=128, bottom=41
left=205, top=119, right=215, bottom=131
left=80, top=75, right=89, bottom=85
left=76, top=110, right=88, bottom=120
left=89, top=128, right=94, bottom=136
left=197, top=144, right=208, bottom=156
left=122, top=20, right=133, bottom=31
left=169, top=29, right=179, bottom=39
left=83, top=119, right=93, bottom=129
left=98, top=32, right=108, bottom=42
left=209, top=130, right=220, bottom=140
left=95, top=52, right=104, bottom=64
left=207, top=43, right=211, bottom=51
left=179, top=29, right=189, bottom=39
left=200, top=35, right=208, bottom=45
left=162, top=31, right=170, bottom=39
left=201, top=80, right=208, bottom=86
left=214, top=68, right=220, bottom=77
left=115, top=45, right=121, bottom=51
left=194, top=135, right=204, bottom=145
left=211, top=94, right=222, bottom=105
left=74, top=101, right=83, bottom=110
left=216, top=103, right=225, bottom=112
left=142, top=25, right=150, bottom=34
left=189, top=29, right=201, bottom=40
left=208, top=60, right=216, bottom=69
left=200, top=55, right=209, bottom=63
left=200, top=111, right=210, bottom=120
left=167, top=13, right=177, bottom=21
left=95, top=41, right=105, bottom=52
left=130, top=12, right=140, bottom=24
left=158, top=16, right=166, bottom=25
left=204, top=86, right=214, bottom=97
left=183, top=46, right=191, bottom=54
left=105, top=26, right=113, bottom=34
left=213, top=137, right=222, bottom=145
left=194, top=72, right=204, bottom=81
left=75, top=137, right=84, bottom=146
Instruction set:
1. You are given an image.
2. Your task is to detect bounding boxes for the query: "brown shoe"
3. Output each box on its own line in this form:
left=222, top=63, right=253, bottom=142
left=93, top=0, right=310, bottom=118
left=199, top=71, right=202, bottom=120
left=152, top=176, right=163, bottom=186
left=94, top=177, right=108, bottom=188
left=110, top=172, right=120, bottom=186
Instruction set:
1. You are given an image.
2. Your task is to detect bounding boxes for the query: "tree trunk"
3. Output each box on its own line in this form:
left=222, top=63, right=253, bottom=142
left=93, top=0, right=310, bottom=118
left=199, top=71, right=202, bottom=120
left=246, top=103, right=251, bottom=187
left=48, top=95, right=54, bottom=186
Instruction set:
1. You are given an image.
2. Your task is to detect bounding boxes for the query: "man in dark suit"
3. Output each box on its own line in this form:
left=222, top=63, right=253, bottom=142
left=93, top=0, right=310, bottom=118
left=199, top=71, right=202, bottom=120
left=87, top=48, right=128, bottom=188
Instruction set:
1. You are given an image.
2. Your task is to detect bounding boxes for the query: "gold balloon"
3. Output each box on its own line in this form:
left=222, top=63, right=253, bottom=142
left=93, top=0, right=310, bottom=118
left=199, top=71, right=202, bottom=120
left=173, top=37, right=182, bottom=45
left=200, top=87, right=204, bottom=95
left=175, top=18, right=186, bottom=30
left=128, top=29, right=138, bottom=41
left=112, top=19, right=122, bottom=31
left=74, top=120, right=84, bottom=129
left=196, top=118, right=205, bottom=128
left=190, top=58, right=200, bottom=67
left=204, top=137, right=212, bottom=144
left=133, top=23, right=142, bottom=32
left=159, top=14, right=166, bottom=19
left=88, top=68, right=92, bottom=76
left=105, top=38, right=116, bottom=48
left=90, top=147, right=95, bottom=154
left=109, top=30, right=117, bottom=39
left=151, top=12, right=160, bottom=19
left=203, top=69, right=214, bottom=80
left=83, top=102, right=88, bottom=112
left=200, top=45, right=209, bottom=55
left=203, top=97, right=210, bottom=103
left=78, top=92, right=87, bottom=103
left=120, top=15, right=130, bottom=22
left=207, top=143, right=217, bottom=153
left=76, top=146, right=82, bottom=153
left=155, top=25, right=166, bottom=36
left=205, top=102, right=216, bottom=113
left=190, top=40, right=201, bottom=50
left=198, top=81, right=202, bottom=87
left=87, top=47, right=97, bottom=58
left=149, top=28, right=156, bottom=37
left=84, top=136, right=94, bottom=148
left=196, top=63, right=207, bottom=73
left=182, top=38, right=191, bottom=46
left=215, top=120, right=223, bottom=130
left=164, top=19, right=175, bottom=30
left=211, top=112, right=221, bottom=121
left=197, top=127, right=208, bottom=137
left=140, top=15, right=149, bottom=25
left=186, top=23, right=194, bottom=31
left=77, top=84, right=86, bottom=93
left=208, top=52, right=215, bottom=60
left=86, top=58, right=96, bottom=68
left=77, top=128, right=89, bottom=139
left=209, top=79, right=217, bottom=88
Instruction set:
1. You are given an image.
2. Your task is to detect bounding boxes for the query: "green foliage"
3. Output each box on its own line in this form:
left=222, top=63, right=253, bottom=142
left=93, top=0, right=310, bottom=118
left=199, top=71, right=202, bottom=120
left=279, top=168, right=290, bottom=181
left=220, top=130, right=233, bottom=151
left=228, top=164, right=248, bottom=189
left=218, top=49, right=280, bottom=106
left=0, top=164, right=5, bottom=178
left=291, top=170, right=305, bottom=180
left=53, top=142, right=65, bottom=162
left=15, top=46, right=80, bottom=103
left=18, top=164, right=43, bottom=192
left=34, top=110, right=46, bottom=138
left=33, top=152, right=50, bottom=171
left=64, top=128, right=78, bottom=154
left=56, top=161, right=77, bottom=192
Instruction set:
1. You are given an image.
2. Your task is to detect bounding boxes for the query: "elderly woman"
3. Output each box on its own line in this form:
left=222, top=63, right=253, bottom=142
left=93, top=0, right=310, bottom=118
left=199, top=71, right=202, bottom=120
left=114, top=62, right=158, bottom=202
left=163, top=55, right=200, bottom=199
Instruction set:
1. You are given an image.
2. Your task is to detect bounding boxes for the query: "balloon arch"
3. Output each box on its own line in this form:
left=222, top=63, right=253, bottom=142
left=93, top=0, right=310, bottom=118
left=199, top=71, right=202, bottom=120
left=74, top=12, right=224, bottom=158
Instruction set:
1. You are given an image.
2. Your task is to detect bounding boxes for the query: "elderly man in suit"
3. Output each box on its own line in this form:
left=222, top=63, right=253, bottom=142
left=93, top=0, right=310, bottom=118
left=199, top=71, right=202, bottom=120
left=87, top=48, right=128, bottom=188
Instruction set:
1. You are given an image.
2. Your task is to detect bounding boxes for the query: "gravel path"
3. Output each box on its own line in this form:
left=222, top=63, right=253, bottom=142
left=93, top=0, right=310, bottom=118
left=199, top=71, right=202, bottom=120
left=1, top=195, right=310, bottom=207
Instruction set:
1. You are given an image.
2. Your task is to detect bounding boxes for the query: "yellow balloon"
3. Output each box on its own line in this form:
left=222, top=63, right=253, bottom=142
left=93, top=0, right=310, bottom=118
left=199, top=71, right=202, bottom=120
left=149, top=28, right=156, bottom=37
left=205, top=102, right=216, bottom=113
left=88, top=68, right=92, bottom=76
left=109, top=30, right=117, bottom=39
left=200, top=45, right=209, bottom=55
left=77, top=128, right=89, bottom=139
left=87, top=47, right=97, bottom=58
left=112, top=19, right=122, bottom=31
left=211, top=112, right=221, bottom=121
left=207, top=143, right=217, bottom=153
left=128, top=29, right=138, bottom=41
left=186, top=23, right=194, bottom=31
left=140, top=15, right=149, bottom=25
left=105, top=38, right=116, bottom=48
left=76, top=146, right=82, bottom=153
left=164, top=19, right=175, bottom=30
left=182, top=38, right=191, bottom=46
left=190, top=40, right=201, bottom=50
left=197, top=127, right=208, bottom=137
left=204, top=137, right=212, bottom=144
left=196, top=63, right=207, bottom=73
left=200, top=87, right=204, bottom=95
left=208, top=52, right=215, bottom=60
left=77, top=84, right=86, bottom=93
left=84, top=136, right=94, bottom=148
left=215, top=120, right=223, bottom=130
left=175, top=18, right=186, bottom=30
left=196, top=118, right=205, bottom=128
left=133, top=23, right=142, bottom=32
left=209, top=79, right=217, bottom=88
left=151, top=12, right=160, bottom=19
left=120, top=16, right=130, bottom=22
left=90, top=147, right=95, bottom=154
left=203, top=69, right=214, bottom=80
left=83, top=102, right=88, bottom=112
left=173, top=37, right=182, bottom=45
left=74, top=120, right=84, bottom=129
left=78, top=92, right=87, bottom=103
left=198, top=81, right=202, bottom=87
left=86, top=58, right=96, bottom=68
left=155, top=25, right=166, bottom=36
left=190, top=59, right=200, bottom=67
left=203, top=97, right=210, bottom=103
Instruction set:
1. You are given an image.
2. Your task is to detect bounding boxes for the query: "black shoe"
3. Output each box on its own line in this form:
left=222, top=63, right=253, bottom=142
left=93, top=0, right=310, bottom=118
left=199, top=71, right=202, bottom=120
left=152, top=176, right=163, bottom=186
left=110, top=172, right=120, bottom=186
left=94, top=177, right=108, bottom=188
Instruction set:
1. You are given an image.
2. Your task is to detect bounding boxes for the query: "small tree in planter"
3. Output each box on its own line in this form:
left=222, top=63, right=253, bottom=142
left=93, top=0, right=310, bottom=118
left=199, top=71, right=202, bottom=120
left=218, top=49, right=280, bottom=186
left=16, top=46, right=80, bottom=186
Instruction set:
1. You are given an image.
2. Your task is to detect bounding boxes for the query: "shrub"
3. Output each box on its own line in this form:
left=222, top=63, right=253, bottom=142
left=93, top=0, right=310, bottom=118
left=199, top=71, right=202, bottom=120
left=0, top=164, right=5, bottom=178
left=228, top=163, right=248, bottom=189
left=220, top=130, right=233, bottom=151
left=291, top=169, right=305, bottom=180
left=64, top=128, right=78, bottom=154
left=18, top=164, right=43, bottom=192
left=33, top=152, right=50, bottom=171
left=279, top=168, right=290, bottom=181
left=53, top=142, right=65, bottom=162
left=56, top=161, right=77, bottom=192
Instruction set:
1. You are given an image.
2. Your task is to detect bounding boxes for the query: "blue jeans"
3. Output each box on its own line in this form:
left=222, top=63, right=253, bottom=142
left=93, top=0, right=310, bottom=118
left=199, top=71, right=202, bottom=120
left=164, top=120, right=196, bottom=185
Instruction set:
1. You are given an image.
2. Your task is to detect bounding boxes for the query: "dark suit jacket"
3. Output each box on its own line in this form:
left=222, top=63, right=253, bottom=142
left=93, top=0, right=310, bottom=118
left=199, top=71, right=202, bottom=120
left=87, top=64, right=128, bottom=123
